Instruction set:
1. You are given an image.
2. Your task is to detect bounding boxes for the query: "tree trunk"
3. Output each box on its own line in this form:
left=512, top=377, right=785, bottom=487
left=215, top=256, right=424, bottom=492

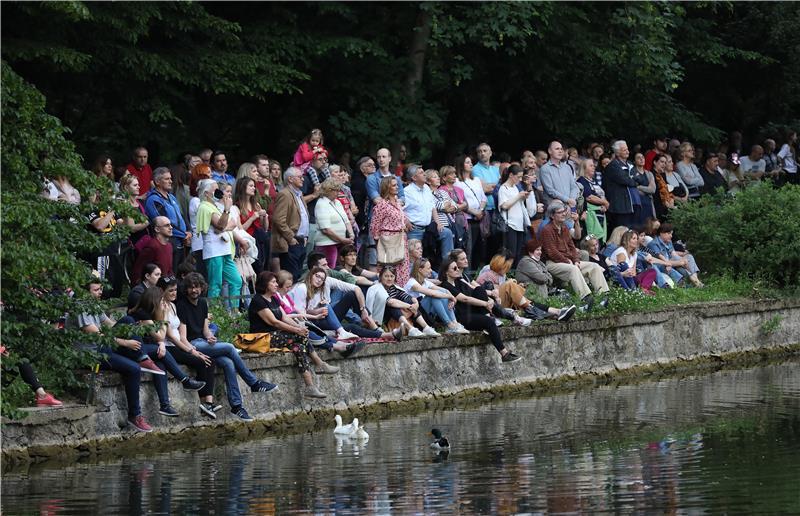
left=392, top=6, right=432, bottom=167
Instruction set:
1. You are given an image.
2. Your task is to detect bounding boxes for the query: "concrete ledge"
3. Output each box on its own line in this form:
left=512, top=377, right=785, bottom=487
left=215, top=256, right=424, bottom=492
left=3, top=297, right=799, bottom=466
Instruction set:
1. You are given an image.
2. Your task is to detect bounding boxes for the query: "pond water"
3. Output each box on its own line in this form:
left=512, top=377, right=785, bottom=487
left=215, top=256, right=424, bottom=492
left=3, top=360, right=800, bottom=514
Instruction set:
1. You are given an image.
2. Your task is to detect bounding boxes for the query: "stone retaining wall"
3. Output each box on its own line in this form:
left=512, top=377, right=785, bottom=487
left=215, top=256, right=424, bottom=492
left=3, top=298, right=799, bottom=466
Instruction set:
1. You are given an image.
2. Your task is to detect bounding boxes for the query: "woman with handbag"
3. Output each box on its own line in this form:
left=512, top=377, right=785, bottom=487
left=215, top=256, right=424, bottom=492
left=370, top=177, right=411, bottom=287
left=234, top=175, right=270, bottom=275
left=496, top=164, right=530, bottom=266
left=315, top=178, right=355, bottom=269
left=454, top=155, right=487, bottom=267
left=248, top=271, right=339, bottom=399
left=435, top=166, right=469, bottom=252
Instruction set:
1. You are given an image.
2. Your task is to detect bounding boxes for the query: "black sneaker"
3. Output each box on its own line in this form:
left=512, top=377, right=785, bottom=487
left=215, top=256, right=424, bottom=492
left=523, top=305, right=549, bottom=320
left=251, top=380, right=278, bottom=393
left=199, top=402, right=217, bottom=419
left=181, top=378, right=206, bottom=391
left=232, top=406, right=254, bottom=422
left=340, top=341, right=366, bottom=359
left=501, top=352, right=522, bottom=363
left=158, top=405, right=179, bottom=417
left=599, top=296, right=610, bottom=309
left=557, top=305, right=577, bottom=322
left=579, top=295, right=594, bottom=313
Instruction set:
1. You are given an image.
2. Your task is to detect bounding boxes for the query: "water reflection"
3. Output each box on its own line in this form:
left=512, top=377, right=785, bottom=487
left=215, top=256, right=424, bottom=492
left=4, top=360, right=800, bottom=514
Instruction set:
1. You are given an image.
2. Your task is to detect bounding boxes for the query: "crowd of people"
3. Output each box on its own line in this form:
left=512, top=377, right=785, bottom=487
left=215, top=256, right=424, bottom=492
left=20, top=127, right=796, bottom=432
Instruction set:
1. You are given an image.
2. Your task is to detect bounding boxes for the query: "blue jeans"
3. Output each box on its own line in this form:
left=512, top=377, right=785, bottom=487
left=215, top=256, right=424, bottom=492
left=97, top=346, right=142, bottom=418
left=191, top=338, right=260, bottom=409
left=408, top=226, right=454, bottom=260
left=420, top=295, right=455, bottom=324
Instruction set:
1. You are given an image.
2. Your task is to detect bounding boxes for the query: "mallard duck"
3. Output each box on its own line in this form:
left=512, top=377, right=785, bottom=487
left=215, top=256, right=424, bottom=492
left=430, top=428, right=450, bottom=450
left=333, top=414, right=358, bottom=435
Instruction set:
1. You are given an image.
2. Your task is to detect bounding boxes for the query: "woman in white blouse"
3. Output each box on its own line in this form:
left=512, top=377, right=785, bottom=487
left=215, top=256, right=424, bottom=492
left=454, top=154, right=488, bottom=267
left=497, top=164, right=530, bottom=266
left=314, top=178, right=354, bottom=269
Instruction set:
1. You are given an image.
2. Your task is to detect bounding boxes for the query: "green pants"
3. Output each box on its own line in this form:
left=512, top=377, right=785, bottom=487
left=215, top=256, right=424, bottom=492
left=205, top=254, right=242, bottom=309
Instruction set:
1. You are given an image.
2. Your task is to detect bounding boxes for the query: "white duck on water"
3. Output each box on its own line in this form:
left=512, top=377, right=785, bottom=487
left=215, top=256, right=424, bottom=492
left=333, top=415, right=359, bottom=436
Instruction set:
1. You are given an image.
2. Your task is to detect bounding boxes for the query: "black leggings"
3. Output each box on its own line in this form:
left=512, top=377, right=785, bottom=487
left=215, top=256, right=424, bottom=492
left=2, top=361, right=42, bottom=393
left=166, top=346, right=216, bottom=398
left=460, top=310, right=505, bottom=353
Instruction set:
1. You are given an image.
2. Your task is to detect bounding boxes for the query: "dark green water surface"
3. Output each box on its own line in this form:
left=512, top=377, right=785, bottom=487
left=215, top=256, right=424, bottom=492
left=3, top=360, right=799, bottom=514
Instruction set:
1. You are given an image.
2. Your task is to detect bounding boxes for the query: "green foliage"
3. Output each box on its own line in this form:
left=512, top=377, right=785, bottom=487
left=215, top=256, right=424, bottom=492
left=208, top=301, right=249, bottom=344
left=2, top=2, right=795, bottom=165
left=670, top=183, right=800, bottom=287
left=0, top=63, right=147, bottom=417
left=760, top=315, right=783, bottom=336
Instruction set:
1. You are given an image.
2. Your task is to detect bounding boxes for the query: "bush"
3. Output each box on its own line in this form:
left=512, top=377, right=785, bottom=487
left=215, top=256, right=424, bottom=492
left=1, top=63, right=140, bottom=417
left=670, top=183, right=800, bottom=287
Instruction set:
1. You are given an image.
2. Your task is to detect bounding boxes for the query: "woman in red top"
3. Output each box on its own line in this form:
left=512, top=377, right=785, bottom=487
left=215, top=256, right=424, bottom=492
left=234, top=177, right=269, bottom=274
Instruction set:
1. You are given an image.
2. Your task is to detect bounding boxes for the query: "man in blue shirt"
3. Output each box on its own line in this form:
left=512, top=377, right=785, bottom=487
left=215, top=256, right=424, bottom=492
left=404, top=165, right=454, bottom=261
left=472, top=142, right=502, bottom=260
left=646, top=223, right=703, bottom=287
left=210, top=151, right=235, bottom=185
left=144, top=167, right=190, bottom=272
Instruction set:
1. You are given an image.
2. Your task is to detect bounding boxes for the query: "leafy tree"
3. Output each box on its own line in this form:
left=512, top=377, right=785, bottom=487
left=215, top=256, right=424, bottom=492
left=0, top=62, right=142, bottom=417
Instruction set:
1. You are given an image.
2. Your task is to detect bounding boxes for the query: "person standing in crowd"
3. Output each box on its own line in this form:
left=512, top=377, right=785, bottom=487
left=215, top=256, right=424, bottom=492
left=176, top=273, right=278, bottom=422
left=540, top=201, right=609, bottom=311
left=497, top=164, right=530, bottom=265
left=455, top=154, right=487, bottom=267
left=437, top=165, right=469, bottom=253
left=144, top=167, right=190, bottom=272
left=778, top=130, right=798, bottom=185
left=644, top=136, right=668, bottom=171
left=195, top=179, right=243, bottom=310
left=575, top=159, right=609, bottom=243
left=633, top=152, right=657, bottom=223
left=472, top=142, right=502, bottom=257
left=351, top=156, right=376, bottom=268
left=371, top=176, right=412, bottom=287
left=604, top=140, right=648, bottom=232
left=762, top=139, right=780, bottom=179
left=314, top=178, right=354, bottom=268
left=118, top=173, right=150, bottom=246
left=132, top=216, right=174, bottom=284
left=210, top=151, right=235, bottom=186
left=540, top=140, right=579, bottom=208
left=367, top=148, right=405, bottom=213
left=126, top=146, right=152, bottom=199
left=234, top=175, right=269, bottom=275
left=272, top=167, right=309, bottom=281
left=404, top=165, right=454, bottom=261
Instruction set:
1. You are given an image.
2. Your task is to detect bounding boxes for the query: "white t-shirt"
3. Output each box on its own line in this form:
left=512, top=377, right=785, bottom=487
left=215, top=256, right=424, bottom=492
left=189, top=196, right=204, bottom=253
left=456, top=178, right=487, bottom=219
left=404, top=278, right=434, bottom=299
left=611, top=246, right=637, bottom=271
left=778, top=144, right=797, bottom=173
left=498, top=184, right=528, bottom=232
left=738, top=156, right=766, bottom=176
left=315, top=197, right=349, bottom=246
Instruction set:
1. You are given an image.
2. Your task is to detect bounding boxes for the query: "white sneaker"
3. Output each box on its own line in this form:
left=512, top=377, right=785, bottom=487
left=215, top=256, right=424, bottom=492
left=514, top=316, right=532, bottom=327
left=422, top=326, right=440, bottom=337
left=457, top=325, right=471, bottom=334
left=337, top=329, right=359, bottom=340
left=407, top=327, right=424, bottom=338
left=495, top=318, right=503, bottom=327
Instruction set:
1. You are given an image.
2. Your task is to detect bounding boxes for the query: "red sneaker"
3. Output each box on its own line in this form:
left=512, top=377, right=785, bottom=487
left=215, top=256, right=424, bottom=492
left=128, top=415, right=153, bottom=433
left=36, top=392, right=63, bottom=407
left=139, top=358, right=165, bottom=375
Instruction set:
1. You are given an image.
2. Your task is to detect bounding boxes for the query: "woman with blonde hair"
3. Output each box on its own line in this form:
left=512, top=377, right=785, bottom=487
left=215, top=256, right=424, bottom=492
left=676, top=142, right=704, bottom=198
left=370, top=176, right=411, bottom=287
left=405, top=258, right=468, bottom=334
left=315, top=178, right=355, bottom=268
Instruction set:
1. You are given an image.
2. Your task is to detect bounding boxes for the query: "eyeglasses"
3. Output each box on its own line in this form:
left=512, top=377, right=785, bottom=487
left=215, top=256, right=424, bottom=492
left=449, top=265, right=460, bottom=271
